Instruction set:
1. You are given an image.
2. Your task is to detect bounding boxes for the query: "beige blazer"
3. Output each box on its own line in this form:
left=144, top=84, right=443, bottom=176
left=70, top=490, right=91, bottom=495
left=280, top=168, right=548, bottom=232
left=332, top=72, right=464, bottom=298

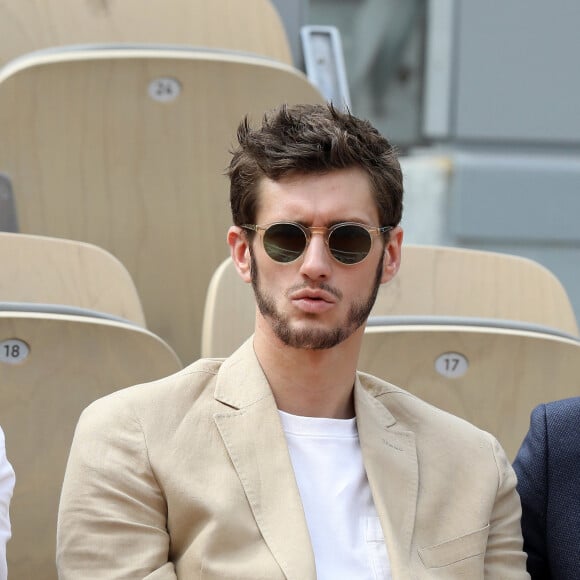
left=57, top=339, right=529, bottom=579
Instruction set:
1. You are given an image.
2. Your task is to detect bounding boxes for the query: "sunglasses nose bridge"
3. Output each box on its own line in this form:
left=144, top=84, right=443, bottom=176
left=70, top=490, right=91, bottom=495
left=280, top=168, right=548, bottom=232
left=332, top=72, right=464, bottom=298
left=298, top=227, right=335, bottom=274
left=304, top=226, right=331, bottom=252
left=305, top=226, right=331, bottom=245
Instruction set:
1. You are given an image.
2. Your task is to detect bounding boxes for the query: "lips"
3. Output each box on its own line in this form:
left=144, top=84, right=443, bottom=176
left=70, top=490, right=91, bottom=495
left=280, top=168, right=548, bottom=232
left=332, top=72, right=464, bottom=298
left=289, top=288, right=337, bottom=314
left=289, top=289, right=337, bottom=303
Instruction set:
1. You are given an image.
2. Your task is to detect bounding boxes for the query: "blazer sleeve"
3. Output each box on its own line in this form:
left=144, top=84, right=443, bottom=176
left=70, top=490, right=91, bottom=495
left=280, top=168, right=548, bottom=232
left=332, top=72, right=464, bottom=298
left=56, top=394, right=178, bottom=580
left=512, top=404, right=550, bottom=579
left=483, top=436, right=531, bottom=579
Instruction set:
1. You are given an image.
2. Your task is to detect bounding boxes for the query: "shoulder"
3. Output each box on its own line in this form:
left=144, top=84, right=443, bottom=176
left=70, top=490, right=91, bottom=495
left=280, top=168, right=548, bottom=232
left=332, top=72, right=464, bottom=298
left=357, top=372, right=518, bottom=509
left=356, top=371, right=502, bottom=458
left=531, top=397, right=580, bottom=459
left=524, top=397, right=580, bottom=442
left=540, top=396, right=580, bottom=423
left=514, top=398, right=580, bottom=488
left=358, top=370, right=488, bottom=436
left=78, top=357, right=226, bottom=429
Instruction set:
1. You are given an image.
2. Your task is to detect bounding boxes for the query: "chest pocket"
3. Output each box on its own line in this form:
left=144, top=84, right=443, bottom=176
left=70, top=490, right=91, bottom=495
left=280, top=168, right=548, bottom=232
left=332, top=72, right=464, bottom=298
left=418, top=524, right=490, bottom=569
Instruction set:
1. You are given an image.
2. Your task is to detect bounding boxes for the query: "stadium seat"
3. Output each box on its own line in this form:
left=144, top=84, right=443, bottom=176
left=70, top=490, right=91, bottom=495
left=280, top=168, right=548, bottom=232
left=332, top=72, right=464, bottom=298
left=0, top=46, right=325, bottom=362
left=0, top=0, right=292, bottom=67
left=370, top=244, right=579, bottom=335
left=202, top=256, right=256, bottom=358
left=0, top=232, right=146, bottom=325
left=0, top=310, right=181, bottom=580
left=359, top=322, right=580, bottom=460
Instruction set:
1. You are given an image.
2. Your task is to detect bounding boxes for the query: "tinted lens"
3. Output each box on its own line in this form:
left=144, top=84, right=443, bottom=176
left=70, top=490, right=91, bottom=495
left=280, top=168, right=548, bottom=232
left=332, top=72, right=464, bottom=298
left=263, top=223, right=307, bottom=263
left=329, top=224, right=372, bottom=264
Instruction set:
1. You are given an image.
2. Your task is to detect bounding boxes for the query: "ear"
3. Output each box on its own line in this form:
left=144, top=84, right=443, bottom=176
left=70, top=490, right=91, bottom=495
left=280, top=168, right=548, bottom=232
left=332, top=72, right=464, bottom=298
left=227, top=226, right=252, bottom=283
left=380, top=226, right=403, bottom=284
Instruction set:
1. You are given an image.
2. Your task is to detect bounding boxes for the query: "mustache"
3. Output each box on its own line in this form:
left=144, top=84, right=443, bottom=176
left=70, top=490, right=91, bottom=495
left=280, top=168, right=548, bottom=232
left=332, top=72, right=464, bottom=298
left=285, top=282, right=343, bottom=301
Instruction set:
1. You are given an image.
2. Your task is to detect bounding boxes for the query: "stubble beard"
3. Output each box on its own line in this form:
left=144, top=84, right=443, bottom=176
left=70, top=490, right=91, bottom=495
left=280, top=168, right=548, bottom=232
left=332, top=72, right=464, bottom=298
left=249, top=245, right=384, bottom=350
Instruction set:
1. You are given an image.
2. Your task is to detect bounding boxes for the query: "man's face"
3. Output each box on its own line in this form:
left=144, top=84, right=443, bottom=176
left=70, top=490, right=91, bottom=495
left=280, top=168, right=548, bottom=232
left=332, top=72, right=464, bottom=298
left=246, top=168, right=400, bottom=350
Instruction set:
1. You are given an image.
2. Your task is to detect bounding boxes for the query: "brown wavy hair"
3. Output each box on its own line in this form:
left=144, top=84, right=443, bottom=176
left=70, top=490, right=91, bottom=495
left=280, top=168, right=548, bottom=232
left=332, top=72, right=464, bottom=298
left=227, top=103, right=403, bottom=229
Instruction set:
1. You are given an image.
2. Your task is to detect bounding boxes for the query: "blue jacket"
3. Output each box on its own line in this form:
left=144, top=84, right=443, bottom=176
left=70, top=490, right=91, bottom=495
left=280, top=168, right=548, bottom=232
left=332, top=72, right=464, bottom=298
left=513, top=397, right=580, bottom=579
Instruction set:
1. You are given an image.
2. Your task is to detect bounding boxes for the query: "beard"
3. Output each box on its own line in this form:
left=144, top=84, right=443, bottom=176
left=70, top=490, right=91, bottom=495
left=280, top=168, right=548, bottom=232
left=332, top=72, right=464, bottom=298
left=249, top=245, right=383, bottom=350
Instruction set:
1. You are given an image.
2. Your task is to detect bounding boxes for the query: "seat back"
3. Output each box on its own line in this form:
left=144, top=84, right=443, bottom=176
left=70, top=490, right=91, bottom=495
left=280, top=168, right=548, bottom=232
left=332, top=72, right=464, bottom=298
left=372, top=244, right=579, bottom=335
left=0, top=311, right=181, bottom=580
left=0, top=0, right=292, bottom=67
left=0, top=47, right=325, bottom=362
left=0, top=232, right=145, bottom=325
left=359, top=323, right=580, bottom=460
left=202, top=257, right=256, bottom=358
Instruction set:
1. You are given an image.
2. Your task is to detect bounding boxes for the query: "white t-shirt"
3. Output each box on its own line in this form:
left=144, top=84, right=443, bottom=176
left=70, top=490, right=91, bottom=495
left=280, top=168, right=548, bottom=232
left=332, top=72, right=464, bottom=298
left=279, top=411, right=391, bottom=580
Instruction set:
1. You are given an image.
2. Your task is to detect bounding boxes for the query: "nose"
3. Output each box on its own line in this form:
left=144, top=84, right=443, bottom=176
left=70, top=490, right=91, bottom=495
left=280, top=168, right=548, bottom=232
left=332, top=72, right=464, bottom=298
left=299, top=231, right=332, bottom=280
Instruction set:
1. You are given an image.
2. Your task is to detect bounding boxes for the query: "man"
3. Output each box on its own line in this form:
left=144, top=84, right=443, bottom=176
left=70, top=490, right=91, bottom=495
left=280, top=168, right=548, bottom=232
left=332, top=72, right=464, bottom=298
left=57, top=104, right=529, bottom=578
left=513, top=397, right=580, bottom=579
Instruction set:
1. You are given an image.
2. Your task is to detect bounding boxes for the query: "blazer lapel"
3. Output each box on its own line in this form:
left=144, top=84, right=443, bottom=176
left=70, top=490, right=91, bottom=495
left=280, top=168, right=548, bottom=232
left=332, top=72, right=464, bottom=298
left=213, top=339, right=316, bottom=580
left=355, top=377, right=418, bottom=577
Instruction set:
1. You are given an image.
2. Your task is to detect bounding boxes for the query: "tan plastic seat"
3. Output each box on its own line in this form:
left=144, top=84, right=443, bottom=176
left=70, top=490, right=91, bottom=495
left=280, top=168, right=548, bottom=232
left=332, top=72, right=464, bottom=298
left=0, top=231, right=145, bottom=325
left=359, top=323, right=580, bottom=460
left=202, top=256, right=256, bottom=358
left=371, top=244, right=579, bottom=336
left=0, top=47, right=325, bottom=362
left=0, top=311, right=182, bottom=580
left=0, top=0, right=292, bottom=68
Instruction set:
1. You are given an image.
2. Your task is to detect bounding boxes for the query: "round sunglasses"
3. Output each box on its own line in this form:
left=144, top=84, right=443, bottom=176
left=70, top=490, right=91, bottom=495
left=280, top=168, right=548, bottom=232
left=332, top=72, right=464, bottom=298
left=242, top=222, right=393, bottom=265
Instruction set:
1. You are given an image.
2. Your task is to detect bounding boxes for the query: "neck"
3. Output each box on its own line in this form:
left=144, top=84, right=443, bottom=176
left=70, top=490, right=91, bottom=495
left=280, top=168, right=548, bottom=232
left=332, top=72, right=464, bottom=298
left=252, top=319, right=364, bottom=419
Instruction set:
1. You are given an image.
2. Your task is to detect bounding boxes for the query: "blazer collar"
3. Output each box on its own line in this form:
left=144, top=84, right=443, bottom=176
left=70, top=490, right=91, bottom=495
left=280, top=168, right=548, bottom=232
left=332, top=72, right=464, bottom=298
left=213, top=340, right=418, bottom=579
left=213, top=338, right=272, bottom=409
left=213, top=339, right=317, bottom=580
left=355, top=375, right=419, bottom=576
